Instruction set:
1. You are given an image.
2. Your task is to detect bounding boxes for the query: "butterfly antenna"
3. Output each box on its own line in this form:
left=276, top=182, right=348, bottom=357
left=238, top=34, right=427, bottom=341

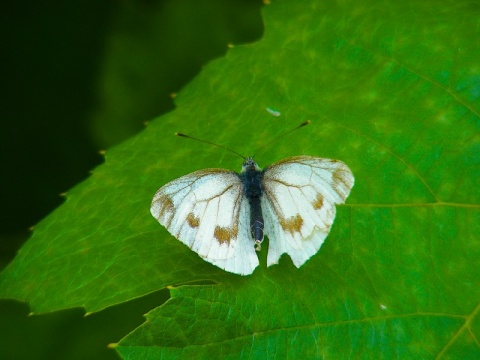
left=175, top=132, right=246, bottom=160
left=252, top=120, right=311, bottom=157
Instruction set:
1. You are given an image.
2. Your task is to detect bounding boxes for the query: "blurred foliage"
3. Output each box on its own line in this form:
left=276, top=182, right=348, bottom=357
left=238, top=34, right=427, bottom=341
left=1, top=0, right=111, bottom=268
left=90, top=0, right=263, bottom=147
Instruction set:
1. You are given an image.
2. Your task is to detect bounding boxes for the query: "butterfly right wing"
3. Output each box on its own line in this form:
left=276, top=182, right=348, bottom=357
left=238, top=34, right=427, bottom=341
left=261, top=156, right=354, bottom=268
left=150, top=169, right=259, bottom=275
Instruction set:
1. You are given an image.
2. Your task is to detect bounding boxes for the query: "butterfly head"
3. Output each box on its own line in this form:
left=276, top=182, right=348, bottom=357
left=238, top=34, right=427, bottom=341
left=241, top=157, right=262, bottom=173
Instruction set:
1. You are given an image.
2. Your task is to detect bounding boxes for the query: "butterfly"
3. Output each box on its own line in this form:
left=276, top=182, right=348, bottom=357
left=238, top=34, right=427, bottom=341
left=150, top=153, right=354, bottom=275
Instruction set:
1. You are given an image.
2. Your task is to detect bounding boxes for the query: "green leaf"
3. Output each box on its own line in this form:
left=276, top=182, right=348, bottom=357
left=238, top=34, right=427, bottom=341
left=2, top=0, right=480, bottom=358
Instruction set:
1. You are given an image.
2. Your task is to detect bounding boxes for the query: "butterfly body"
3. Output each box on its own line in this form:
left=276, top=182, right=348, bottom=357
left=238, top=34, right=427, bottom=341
left=238, top=158, right=265, bottom=250
left=151, top=155, right=354, bottom=275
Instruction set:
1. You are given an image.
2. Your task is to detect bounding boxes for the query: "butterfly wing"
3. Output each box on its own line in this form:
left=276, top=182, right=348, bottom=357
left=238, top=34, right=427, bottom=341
left=151, top=169, right=259, bottom=275
left=261, top=156, right=354, bottom=268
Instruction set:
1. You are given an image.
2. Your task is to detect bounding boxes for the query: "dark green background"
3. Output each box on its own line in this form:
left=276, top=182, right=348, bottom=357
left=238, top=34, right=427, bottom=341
left=0, top=0, right=263, bottom=359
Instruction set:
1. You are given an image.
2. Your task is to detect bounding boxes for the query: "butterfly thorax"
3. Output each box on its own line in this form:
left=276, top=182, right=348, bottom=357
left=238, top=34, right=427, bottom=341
left=239, top=158, right=264, bottom=251
left=240, top=158, right=263, bottom=197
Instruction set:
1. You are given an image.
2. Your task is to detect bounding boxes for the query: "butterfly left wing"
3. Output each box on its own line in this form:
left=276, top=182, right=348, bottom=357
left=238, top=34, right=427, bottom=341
left=151, top=169, right=259, bottom=275
left=261, top=155, right=354, bottom=268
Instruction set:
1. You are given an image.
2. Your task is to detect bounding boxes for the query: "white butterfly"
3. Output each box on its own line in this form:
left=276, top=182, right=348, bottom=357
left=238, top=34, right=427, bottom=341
left=151, top=155, right=354, bottom=275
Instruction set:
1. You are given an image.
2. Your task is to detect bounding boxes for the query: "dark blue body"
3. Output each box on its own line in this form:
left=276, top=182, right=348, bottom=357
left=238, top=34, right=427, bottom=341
left=238, top=161, right=264, bottom=245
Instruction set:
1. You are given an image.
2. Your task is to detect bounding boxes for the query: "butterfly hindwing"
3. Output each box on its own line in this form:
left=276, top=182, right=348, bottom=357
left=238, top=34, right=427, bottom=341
left=150, top=169, right=259, bottom=275
left=261, top=156, right=354, bottom=267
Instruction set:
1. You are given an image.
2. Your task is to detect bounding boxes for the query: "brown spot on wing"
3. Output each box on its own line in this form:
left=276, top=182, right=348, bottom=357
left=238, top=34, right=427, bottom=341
left=155, top=194, right=175, bottom=218
left=279, top=214, right=303, bottom=235
left=214, top=225, right=238, bottom=244
left=312, top=193, right=324, bottom=209
left=186, top=212, right=200, bottom=228
left=332, top=167, right=352, bottom=190
left=152, top=194, right=176, bottom=228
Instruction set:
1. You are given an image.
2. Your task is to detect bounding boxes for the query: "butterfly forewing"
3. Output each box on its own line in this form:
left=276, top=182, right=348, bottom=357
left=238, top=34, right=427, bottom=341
left=150, top=169, right=259, bottom=275
left=261, top=156, right=354, bottom=267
